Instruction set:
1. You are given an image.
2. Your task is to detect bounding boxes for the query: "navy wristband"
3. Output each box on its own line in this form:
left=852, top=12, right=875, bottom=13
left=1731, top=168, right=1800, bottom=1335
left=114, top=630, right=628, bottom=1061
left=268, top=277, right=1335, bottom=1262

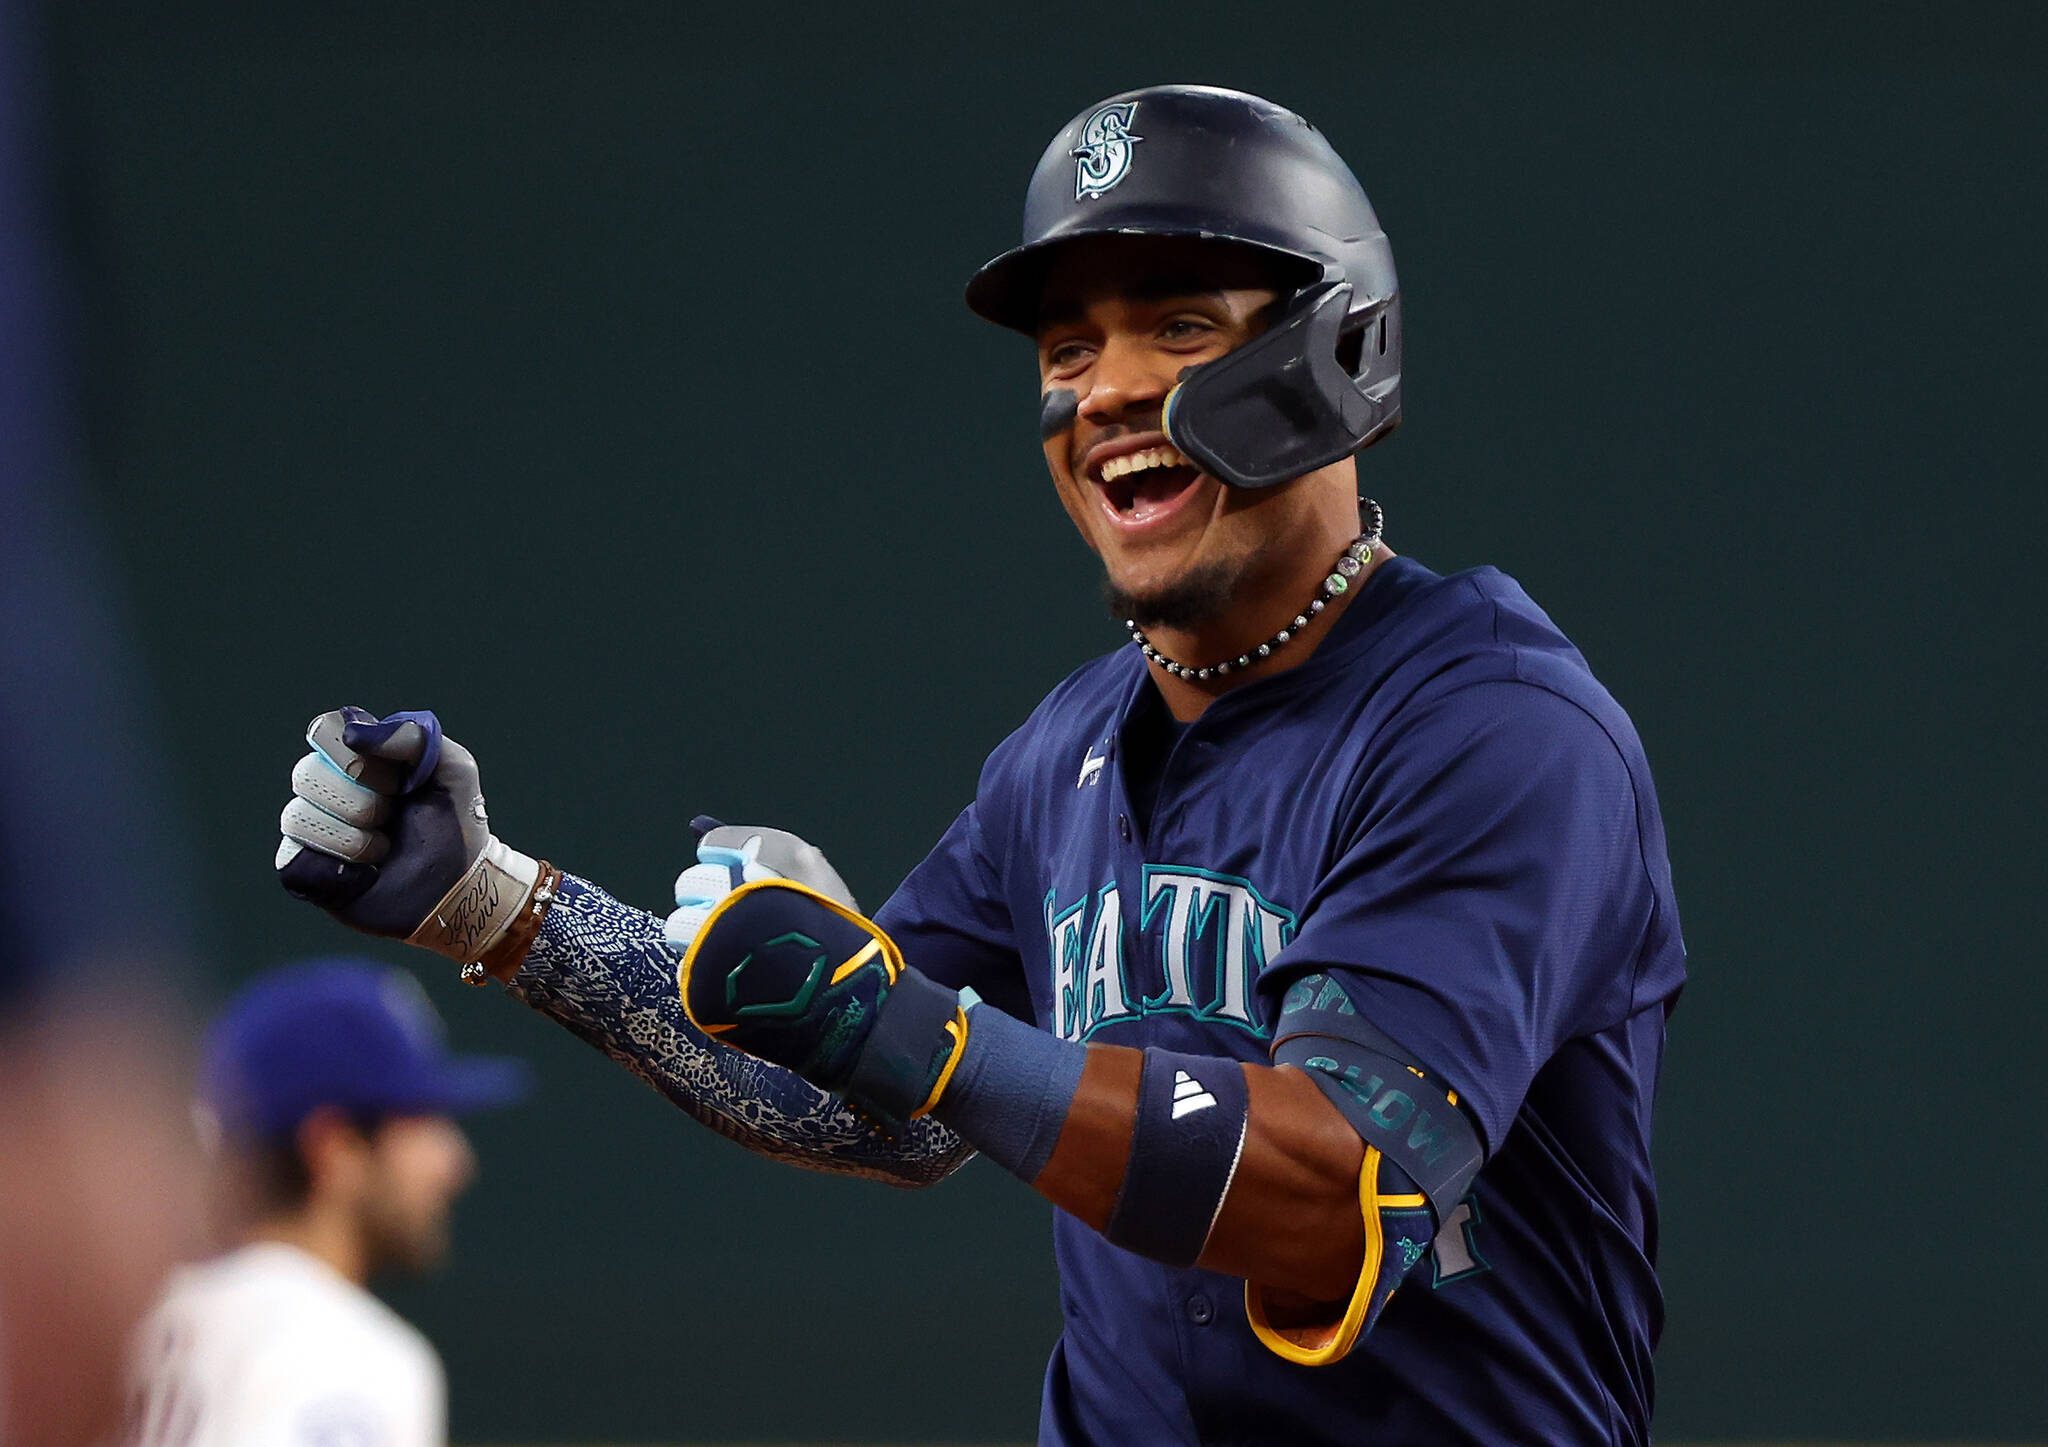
left=1104, top=1048, right=1251, bottom=1268
left=930, top=1002, right=1087, bottom=1184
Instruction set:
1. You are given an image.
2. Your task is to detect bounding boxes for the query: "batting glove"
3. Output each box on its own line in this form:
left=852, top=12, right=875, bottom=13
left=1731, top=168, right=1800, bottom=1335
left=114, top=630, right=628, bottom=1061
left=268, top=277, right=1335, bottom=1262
left=662, top=819, right=858, bottom=954
left=277, top=707, right=551, bottom=972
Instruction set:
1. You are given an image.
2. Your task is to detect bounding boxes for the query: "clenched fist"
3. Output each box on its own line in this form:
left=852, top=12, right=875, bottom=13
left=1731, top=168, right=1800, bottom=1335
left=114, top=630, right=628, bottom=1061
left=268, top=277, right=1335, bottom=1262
left=277, top=707, right=551, bottom=974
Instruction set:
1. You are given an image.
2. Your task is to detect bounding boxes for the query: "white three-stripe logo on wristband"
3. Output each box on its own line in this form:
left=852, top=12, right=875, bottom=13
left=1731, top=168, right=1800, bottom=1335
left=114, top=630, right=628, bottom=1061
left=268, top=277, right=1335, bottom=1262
left=1170, top=1070, right=1217, bottom=1119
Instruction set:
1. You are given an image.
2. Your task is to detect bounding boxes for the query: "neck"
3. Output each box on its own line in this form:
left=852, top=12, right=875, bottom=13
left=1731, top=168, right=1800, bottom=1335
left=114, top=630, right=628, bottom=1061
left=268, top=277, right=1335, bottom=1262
left=1142, top=513, right=1391, bottom=722
left=249, top=1204, right=370, bottom=1286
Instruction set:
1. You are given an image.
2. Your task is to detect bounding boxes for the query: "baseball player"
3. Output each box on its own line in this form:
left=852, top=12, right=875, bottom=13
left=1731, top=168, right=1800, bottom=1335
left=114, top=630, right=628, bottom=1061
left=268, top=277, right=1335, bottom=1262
left=126, top=959, right=528, bottom=1446
left=275, top=86, right=1685, bottom=1445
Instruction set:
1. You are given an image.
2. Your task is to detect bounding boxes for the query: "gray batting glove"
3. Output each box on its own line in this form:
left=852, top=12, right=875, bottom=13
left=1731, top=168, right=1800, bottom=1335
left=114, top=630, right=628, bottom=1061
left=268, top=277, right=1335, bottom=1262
left=661, top=816, right=857, bottom=954
left=277, top=707, right=545, bottom=965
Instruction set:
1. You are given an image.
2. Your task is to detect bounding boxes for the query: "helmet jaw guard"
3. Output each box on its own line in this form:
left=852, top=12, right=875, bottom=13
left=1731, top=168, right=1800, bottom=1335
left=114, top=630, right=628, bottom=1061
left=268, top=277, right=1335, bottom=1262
left=1163, top=278, right=1400, bottom=491
left=969, top=85, right=1403, bottom=490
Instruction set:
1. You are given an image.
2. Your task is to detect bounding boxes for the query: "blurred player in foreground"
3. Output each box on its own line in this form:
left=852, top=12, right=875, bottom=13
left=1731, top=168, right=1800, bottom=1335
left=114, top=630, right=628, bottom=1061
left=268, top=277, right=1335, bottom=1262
left=275, top=86, right=1685, bottom=1444
left=2, top=1, right=205, bottom=1441
left=127, top=960, right=527, bottom=1447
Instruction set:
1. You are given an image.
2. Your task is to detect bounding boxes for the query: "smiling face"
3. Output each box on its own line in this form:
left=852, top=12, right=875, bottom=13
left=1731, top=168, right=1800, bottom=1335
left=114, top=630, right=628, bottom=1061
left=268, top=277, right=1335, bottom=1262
left=1034, top=235, right=1347, bottom=630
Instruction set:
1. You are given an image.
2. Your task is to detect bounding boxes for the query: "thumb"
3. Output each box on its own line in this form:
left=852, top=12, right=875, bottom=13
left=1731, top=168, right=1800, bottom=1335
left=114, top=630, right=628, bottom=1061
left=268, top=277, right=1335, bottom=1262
left=340, top=707, right=444, bottom=794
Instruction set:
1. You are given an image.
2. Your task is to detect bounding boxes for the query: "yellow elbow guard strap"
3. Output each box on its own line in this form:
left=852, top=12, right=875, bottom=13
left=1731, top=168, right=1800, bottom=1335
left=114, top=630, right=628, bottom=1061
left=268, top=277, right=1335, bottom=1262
left=1247, top=974, right=1486, bottom=1365
left=1246, top=1146, right=1438, bottom=1366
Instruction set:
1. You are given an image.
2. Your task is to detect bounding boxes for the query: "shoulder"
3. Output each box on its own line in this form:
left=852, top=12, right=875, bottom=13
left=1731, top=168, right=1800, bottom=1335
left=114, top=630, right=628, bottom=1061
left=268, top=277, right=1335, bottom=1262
left=243, top=1293, right=442, bottom=1443
left=1368, top=570, right=1683, bottom=991
left=300, top=1276, right=439, bottom=1381
left=140, top=1246, right=443, bottom=1442
left=1364, top=563, right=1654, bottom=782
left=1366, top=678, right=1644, bottom=876
left=148, top=1243, right=314, bottom=1334
left=1336, top=566, right=1668, bottom=874
left=205, top=1245, right=438, bottom=1379
left=1387, top=676, right=1629, bottom=774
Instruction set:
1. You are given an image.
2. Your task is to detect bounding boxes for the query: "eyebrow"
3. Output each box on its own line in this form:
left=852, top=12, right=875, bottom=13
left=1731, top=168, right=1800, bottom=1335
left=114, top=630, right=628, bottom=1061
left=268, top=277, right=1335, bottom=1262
left=1035, top=278, right=1231, bottom=333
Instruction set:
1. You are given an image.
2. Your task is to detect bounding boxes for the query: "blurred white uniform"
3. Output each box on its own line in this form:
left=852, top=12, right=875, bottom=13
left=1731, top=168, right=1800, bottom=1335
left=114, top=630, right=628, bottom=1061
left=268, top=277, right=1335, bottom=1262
left=127, top=1242, right=444, bottom=1447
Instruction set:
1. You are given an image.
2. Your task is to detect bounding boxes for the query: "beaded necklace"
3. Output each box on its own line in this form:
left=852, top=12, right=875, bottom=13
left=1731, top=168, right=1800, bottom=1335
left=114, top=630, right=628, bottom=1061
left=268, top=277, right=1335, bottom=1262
left=1126, top=498, right=1384, bottom=682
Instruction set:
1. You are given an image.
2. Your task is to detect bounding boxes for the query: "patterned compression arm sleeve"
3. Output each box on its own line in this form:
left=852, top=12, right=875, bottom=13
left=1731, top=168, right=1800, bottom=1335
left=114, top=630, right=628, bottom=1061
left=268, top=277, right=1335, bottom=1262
left=506, top=872, right=975, bottom=1188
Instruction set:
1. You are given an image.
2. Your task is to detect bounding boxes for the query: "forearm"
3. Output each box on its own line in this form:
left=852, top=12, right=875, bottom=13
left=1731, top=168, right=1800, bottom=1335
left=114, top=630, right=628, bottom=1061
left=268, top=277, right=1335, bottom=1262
left=509, top=872, right=973, bottom=1188
left=676, top=880, right=1481, bottom=1362
left=1029, top=1045, right=1366, bottom=1299
left=933, top=1013, right=1433, bottom=1363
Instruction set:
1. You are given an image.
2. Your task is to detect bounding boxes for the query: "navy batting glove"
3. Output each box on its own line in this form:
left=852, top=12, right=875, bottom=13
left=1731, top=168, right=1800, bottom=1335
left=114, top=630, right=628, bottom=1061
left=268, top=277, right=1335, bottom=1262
left=276, top=706, right=511, bottom=947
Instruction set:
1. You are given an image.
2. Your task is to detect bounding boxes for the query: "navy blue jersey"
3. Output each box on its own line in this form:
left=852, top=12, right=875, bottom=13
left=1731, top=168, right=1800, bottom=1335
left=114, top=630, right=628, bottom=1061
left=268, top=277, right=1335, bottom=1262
left=878, top=555, right=1686, bottom=1447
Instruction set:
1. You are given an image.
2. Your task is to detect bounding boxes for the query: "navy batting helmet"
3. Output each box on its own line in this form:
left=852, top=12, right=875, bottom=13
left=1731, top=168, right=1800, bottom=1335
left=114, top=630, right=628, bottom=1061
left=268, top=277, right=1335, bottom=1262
left=967, top=85, right=1401, bottom=490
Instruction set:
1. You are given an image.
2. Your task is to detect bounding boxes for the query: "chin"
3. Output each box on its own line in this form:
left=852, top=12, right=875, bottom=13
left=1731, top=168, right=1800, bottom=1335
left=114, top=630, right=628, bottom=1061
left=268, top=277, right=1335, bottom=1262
left=368, top=1221, right=452, bottom=1277
left=1103, top=553, right=1244, bottom=631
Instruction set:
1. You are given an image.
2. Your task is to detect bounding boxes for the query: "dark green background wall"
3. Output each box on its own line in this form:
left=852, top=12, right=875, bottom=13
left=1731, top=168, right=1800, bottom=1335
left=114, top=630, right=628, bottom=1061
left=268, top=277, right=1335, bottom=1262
left=44, top=3, right=2045, bottom=1440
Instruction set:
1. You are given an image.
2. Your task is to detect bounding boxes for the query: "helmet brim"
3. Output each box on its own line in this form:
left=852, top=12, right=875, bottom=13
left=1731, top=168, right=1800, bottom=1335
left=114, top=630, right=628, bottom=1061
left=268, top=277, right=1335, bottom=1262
left=965, top=227, right=1325, bottom=335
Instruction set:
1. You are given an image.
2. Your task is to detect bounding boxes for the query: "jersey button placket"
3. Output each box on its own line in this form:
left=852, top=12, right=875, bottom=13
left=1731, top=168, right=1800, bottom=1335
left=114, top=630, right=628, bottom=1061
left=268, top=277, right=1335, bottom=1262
left=1185, top=1293, right=1214, bottom=1326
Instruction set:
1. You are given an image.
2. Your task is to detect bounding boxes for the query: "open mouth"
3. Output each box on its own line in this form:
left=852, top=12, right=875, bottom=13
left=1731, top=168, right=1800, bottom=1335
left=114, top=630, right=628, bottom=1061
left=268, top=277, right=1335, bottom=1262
left=1092, top=443, right=1205, bottom=525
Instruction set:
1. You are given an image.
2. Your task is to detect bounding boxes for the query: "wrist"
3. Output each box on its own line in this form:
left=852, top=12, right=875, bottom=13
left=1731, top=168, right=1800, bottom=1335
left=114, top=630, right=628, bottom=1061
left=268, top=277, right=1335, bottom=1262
left=402, top=839, right=558, bottom=979
left=467, top=858, right=562, bottom=985
left=928, top=1002, right=1087, bottom=1185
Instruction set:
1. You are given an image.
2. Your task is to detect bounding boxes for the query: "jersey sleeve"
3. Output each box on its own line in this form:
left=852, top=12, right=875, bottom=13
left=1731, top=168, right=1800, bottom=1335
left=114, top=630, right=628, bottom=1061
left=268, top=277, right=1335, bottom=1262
left=876, top=798, right=1030, bottom=1019
left=1262, top=679, right=1654, bottom=1153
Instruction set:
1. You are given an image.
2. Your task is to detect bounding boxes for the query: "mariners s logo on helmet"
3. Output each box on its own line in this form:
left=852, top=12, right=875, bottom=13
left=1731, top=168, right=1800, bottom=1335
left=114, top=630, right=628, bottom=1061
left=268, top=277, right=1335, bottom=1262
left=1072, top=102, right=1141, bottom=200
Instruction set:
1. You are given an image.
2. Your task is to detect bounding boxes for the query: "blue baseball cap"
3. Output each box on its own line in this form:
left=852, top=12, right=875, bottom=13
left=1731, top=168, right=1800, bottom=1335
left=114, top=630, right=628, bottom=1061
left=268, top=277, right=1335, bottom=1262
left=200, top=957, right=531, bottom=1140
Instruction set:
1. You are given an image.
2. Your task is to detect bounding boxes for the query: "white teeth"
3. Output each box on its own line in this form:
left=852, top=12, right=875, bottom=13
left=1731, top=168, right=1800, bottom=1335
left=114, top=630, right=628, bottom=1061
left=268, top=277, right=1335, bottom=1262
left=1098, top=445, right=1188, bottom=483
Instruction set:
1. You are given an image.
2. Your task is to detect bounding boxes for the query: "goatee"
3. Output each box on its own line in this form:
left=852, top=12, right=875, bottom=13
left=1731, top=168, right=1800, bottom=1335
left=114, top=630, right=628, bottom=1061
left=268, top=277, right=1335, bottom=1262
left=1104, top=556, right=1247, bottom=631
